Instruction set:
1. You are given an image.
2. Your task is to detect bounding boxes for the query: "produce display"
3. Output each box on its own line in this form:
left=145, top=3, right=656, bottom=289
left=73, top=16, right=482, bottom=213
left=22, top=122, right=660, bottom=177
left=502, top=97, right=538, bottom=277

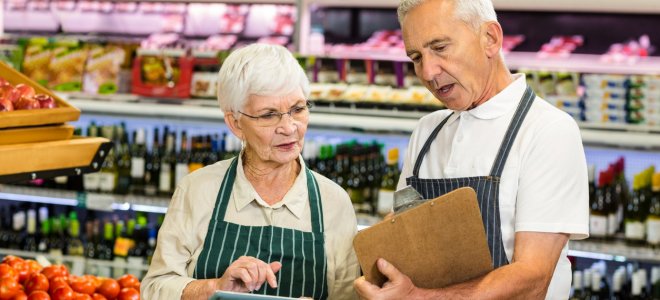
left=0, top=78, right=57, bottom=112
left=0, top=255, right=140, bottom=300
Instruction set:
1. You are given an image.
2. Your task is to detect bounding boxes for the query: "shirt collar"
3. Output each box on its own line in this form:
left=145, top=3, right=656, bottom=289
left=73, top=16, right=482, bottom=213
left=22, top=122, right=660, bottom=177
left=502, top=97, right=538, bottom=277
left=447, top=73, right=527, bottom=123
left=233, top=153, right=308, bottom=219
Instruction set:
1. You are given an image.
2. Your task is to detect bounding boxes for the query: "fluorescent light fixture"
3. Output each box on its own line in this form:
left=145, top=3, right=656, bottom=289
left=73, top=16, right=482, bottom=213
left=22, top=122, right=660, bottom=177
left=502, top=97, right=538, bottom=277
left=132, top=204, right=168, bottom=214
left=568, top=249, right=626, bottom=262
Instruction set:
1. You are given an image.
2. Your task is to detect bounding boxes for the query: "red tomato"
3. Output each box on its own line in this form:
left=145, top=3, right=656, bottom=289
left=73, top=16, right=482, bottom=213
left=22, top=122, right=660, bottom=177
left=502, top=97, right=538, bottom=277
left=0, top=277, right=21, bottom=300
left=40, top=267, right=67, bottom=281
left=51, top=286, right=74, bottom=300
left=24, top=273, right=49, bottom=295
left=1, top=256, right=23, bottom=265
left=11, top=290, right=27, bottom=300
left=69, top=278, right=95, bottom=296
left=115, top=275, right=139, bottom=291
left=72, top=294, right=91, bottom=300
left=0, top=264, right=18, bottom=281
left=115, top=288, right=138, bottom=300
left=27, top=291, right=51, bottom=300
left=27, top=291, right=50, bottom=300
left=24, top=261, right=42, bottom=275
left=81, top=276, right=100, bottom=291
left=48, top=278, right=69, bottom=295
left=90, top=294, right=106, bottom=300
left=8, top=261, right=29, bottom=284
left=95, top=279, right=119, bottom=300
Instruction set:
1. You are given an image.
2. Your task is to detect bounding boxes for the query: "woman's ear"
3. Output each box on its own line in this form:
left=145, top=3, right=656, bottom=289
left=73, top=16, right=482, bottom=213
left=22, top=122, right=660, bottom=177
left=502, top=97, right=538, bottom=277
left=224, top=111, right=244, bottom=140
left=482, top=21, right=504, bottom=58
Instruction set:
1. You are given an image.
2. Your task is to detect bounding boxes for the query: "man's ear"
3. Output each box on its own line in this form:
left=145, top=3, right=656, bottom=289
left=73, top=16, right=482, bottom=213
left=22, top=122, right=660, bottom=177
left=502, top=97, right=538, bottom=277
left=482, top=21, right=503, bottom=58
left=224, top=111, right=244, bottom=141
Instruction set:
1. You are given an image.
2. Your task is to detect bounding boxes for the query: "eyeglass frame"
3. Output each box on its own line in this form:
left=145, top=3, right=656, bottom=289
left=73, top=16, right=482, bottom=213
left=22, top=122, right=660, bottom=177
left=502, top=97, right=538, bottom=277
left=237, top=101, right=313, bottom=127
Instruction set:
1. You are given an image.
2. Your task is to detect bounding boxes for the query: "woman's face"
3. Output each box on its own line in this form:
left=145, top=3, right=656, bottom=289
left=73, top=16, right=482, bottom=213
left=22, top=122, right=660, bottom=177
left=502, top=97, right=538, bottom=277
left=227, top=88, right=309, bottom=168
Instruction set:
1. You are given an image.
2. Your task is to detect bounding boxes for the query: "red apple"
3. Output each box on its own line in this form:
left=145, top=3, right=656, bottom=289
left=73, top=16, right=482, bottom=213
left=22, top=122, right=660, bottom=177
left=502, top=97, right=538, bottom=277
left=14, top=96, right=41, bottom=110
left=0, top=98, right=13, bottom=112
left=0, top=85, right=13, bottom=100
left=12, top=84, right=36, bottom=103
left=34, top=94, right=56, bottom=109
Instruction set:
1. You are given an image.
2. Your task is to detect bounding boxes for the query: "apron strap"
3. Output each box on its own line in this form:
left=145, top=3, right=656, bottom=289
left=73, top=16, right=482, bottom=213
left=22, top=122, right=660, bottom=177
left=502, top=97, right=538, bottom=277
left=412, top=113, right=454, bottom=177
left=489, top=86, right=536, bottom=177
left=305, top=167, right=325, bottom=233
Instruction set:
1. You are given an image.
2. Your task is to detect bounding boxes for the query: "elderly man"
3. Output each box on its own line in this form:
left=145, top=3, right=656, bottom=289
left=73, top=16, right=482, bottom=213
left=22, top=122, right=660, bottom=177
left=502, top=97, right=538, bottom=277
left=353, top=0, right=589, bottom=299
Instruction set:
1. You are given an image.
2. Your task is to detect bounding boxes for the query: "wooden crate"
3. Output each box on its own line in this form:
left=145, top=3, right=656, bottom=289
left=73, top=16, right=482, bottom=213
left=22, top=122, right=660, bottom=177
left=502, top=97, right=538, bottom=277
left=0, top=137, right=110, bottom=176
left=0, top=61, right=80, bottom=129
left=0, top=124, right=74, bottom=145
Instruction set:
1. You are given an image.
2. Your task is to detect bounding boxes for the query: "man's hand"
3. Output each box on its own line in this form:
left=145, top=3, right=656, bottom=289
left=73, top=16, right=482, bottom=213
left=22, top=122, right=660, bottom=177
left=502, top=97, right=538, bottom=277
left=217, top=256, right=282, bottom=292
left=353, top=258, right=417, bottom=300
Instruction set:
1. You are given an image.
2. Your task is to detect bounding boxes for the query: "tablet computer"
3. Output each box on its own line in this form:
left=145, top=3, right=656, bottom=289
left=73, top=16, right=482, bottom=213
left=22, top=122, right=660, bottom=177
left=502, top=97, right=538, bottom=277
left=209, top=291, right=298, bottom=300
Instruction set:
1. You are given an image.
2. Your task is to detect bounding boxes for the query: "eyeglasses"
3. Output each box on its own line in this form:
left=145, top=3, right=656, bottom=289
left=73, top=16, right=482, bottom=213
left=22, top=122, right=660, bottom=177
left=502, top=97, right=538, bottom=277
left=238, top=101, right=312, bottom=127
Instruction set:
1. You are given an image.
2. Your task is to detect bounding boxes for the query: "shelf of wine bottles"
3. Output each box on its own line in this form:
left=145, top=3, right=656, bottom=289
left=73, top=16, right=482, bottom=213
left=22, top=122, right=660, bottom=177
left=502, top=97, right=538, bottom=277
left=570, top=261, right=660, bottom=299
left=0, top=202, right=161, bottom=279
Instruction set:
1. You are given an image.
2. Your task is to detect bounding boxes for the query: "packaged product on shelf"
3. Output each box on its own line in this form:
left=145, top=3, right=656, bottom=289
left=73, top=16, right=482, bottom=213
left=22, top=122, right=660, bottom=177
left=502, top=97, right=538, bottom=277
left=132, top=46, right=193, bottom=99
left=344, top=59, right=369, bottom=85
left=83, top=44, right=126, bottom=94
left=48, top=39, right=88, bottom=92
left=342, top=84, right=370, bottom=103
left=21, top=37, right=52, bottom=87
left=364, top=85, right=392, bottom=105
left=403, top=62, right=421, bottom=88
left=373, top=60, right=398, bottom=87
left=242, top=4, right=296, bottom=38
left=316, top=58, right=340, bottom=83
left=536, top=71, right=557, bottom=97
left=190, top=52, right=220, bottom=99
left=502, top=35, right=525, bottom=54
left=537, top=35, right=584, bottom=58
left=601, top=35, right=654, bottom=64
left=555, top=72, right=579, bottom=96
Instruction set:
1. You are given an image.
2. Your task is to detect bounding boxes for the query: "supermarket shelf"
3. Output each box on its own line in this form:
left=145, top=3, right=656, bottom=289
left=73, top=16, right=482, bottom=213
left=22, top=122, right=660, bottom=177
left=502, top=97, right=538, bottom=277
left=66, top=95, right=660, bottom=149
left=569, top=239, right=660, bottom=263
left=304, top=52, right=660, bottom=75
left=0, top=185, right=170, bottom=214
left=303, top=0, right=660, bottom=13
left=66, top=97, right=421, bottom=133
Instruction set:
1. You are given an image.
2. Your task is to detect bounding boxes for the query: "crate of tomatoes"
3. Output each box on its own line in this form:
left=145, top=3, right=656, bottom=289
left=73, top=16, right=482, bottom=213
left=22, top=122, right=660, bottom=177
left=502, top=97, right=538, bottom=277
left=0, top=255, right=140, bottom=300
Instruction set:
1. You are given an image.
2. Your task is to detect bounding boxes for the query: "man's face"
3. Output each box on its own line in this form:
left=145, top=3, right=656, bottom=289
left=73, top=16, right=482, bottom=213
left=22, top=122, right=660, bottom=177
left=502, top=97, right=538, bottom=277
left=402, top=0, right=493, bottom=111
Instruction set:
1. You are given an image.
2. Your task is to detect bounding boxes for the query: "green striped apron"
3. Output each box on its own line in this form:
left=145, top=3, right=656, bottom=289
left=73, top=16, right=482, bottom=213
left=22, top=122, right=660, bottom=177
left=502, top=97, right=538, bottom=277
left=193, top=158, right=329, bottom=299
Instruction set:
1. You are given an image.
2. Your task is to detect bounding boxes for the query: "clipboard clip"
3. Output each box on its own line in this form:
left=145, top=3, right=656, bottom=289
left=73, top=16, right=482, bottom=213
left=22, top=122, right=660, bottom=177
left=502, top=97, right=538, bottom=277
left=393, top=186, right=425, bottom=214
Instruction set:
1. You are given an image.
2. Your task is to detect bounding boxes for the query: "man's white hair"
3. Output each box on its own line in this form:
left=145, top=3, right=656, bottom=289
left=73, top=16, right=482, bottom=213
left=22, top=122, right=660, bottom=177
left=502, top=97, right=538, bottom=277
left=217, top=43, right=310, bottom=114
left=397, top=0, right=497, bottom=31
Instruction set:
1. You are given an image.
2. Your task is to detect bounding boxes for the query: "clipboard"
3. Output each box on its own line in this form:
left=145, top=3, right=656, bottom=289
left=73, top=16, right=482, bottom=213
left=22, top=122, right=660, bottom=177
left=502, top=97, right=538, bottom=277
left=353, top=187, right=493, bottom=288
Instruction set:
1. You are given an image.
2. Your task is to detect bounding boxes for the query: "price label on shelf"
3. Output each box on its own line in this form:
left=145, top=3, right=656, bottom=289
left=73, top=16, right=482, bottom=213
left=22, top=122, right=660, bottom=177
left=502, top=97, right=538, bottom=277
left=86, top=193, right=116, bottom=211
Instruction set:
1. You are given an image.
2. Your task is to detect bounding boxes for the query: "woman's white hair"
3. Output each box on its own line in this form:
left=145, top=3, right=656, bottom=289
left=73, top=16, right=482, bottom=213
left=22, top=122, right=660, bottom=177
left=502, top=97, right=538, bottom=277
left=397, top=0, right=497, bottom=31
left=217, top=43, right=310, bottom=114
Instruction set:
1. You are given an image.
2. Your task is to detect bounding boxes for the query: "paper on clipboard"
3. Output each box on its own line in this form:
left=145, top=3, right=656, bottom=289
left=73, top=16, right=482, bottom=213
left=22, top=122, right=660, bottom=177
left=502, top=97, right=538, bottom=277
left=353, top=187, right=493, bottom=289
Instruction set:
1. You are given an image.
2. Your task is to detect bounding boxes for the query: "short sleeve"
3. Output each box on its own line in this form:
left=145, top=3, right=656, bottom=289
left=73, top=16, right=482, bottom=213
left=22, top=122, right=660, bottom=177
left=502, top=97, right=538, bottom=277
left=515, top=116, right=589, bottom=240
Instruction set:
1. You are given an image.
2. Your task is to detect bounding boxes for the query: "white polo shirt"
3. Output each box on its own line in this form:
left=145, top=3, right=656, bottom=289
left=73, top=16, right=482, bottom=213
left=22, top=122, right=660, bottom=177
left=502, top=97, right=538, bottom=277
left=397, top=74, right=589, bottom=300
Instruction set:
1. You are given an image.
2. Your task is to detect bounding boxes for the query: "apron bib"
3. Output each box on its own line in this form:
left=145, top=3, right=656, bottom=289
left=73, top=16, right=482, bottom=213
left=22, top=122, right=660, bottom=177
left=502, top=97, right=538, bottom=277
left=194, top=158, right=329, bottom=299
left=406, top=86, right=536, bottom=268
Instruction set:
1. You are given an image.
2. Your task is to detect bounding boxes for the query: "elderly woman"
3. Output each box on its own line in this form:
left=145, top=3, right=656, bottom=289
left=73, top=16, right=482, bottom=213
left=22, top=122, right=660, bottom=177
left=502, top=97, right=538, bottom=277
left=141, top=44, right=360, bottom=300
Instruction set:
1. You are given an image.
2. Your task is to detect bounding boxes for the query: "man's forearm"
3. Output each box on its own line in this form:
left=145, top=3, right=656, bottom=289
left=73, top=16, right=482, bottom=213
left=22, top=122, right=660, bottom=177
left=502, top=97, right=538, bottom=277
left=182, top=279, right=218, bottom=300
left=409, top=261, right=552, bottom=300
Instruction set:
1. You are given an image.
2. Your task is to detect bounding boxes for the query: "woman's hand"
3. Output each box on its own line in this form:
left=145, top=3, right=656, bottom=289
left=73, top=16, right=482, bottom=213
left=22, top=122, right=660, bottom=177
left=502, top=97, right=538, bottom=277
left=217, top=256, right=283, bottom=292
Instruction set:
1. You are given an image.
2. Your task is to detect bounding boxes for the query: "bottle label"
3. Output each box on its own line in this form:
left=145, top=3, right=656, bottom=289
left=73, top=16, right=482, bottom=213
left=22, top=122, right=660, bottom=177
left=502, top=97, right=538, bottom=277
left=625, top=221, right=645, bottom=240
left=98, top=172, right=116, bottom=192
left=113, top=237, right=135, bottom=257
left=608, top=213, right=618, bottom=235
left=131, top=157, right=145, bottom=178
left=159, top=165, right=172, bottom=192
left=647, top=219, right=660, bottom=244
left=175, top=163, right=189, bottom=186
left=377, top=190, right=394, bottom=216
left=589, top=215, right=608, bottom=237
left=84, top=172, right=101, bottom=190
